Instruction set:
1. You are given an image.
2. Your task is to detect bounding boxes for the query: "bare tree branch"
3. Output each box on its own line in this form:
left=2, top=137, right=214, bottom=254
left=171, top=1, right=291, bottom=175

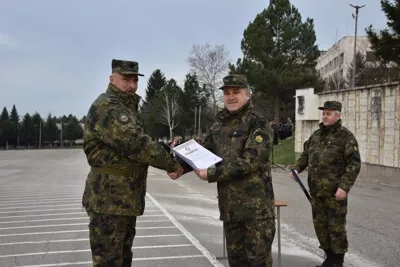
left=187, top=43, right=230, bottom=114
left=158, top=90, right=179, bottom=138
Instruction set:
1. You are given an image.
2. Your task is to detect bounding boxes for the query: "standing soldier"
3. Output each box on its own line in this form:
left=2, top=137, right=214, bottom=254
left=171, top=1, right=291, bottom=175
left=290, top=101, right=361, bottom=267
left=194, top=74, right=276, bottom=267
left=82, top=59, right=183, bottom=267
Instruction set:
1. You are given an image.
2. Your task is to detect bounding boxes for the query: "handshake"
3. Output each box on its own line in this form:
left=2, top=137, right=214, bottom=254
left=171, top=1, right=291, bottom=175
left=159, top=141, right=208, bottom=181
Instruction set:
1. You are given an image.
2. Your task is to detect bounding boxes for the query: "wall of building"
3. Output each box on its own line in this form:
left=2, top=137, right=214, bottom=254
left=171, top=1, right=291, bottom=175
left=316, top=36, right=371, bottom=86
left=295, top=82, right=400, bottom=186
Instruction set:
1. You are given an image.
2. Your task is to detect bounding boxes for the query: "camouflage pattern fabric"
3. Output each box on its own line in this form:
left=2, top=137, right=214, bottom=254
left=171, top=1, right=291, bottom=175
left=112, top=59, right=144, bottom=76
left=201, top=100, right=276, bottom=266
left=202, top=101, right=275, bottom=222
left=311, top=196, right=348, bottom=254
left=294, top=119, right=361, bottom=254
left=224, top=219, right=276, bottom=267
left=219, top=74, right=248, bottom=90
left=87, top=211, right=136, bottom=267
left=294, top=119, right=361, bottom=196
left=318, top=100, right=342, bottom=112
left=82, top=82, right=180, bottom=217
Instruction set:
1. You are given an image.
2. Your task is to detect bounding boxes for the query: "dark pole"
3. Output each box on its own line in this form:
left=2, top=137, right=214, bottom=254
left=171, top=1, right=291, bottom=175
left=350, top=4, right=365, bottom=88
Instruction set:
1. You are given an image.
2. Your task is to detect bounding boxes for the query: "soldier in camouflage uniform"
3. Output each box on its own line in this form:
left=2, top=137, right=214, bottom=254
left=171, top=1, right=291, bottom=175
left=291, top=101, right=361, bottom=267
left=194, top=74, right=276, bottom=267
left=82, top=59, right=184, bottom=267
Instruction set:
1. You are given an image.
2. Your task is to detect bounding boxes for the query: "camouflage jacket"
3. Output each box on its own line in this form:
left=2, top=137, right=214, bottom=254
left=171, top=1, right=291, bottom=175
left=82, top=83, right=179, bottom=216
left=295, top=119, right=361, bottom=197
left=202, top=101, right=275, bottom=222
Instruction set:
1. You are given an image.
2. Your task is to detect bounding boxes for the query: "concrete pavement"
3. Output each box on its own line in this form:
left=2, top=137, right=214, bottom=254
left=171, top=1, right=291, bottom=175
left=0, top=149, right=399, bottom=266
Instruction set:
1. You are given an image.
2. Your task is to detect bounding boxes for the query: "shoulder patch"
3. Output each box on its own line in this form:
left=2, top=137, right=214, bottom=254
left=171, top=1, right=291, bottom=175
left=118, top=112, right=130, bottom=123
left=255, top=135, right=264, bottom=143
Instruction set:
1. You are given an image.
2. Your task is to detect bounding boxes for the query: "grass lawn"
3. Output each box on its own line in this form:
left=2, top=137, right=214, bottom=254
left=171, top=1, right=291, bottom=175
left=270, top=137, right=295, bottom=167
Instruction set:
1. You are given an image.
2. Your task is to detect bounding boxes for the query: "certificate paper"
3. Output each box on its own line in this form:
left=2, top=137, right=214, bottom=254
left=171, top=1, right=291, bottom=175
left=172, top=139, right=222, bottom=170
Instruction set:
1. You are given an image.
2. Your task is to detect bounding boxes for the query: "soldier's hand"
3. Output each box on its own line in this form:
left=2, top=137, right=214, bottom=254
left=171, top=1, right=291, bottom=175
left=289, top=169, right=298, bottom=181
left=168, top=164, right=183, bottom=180
left=335, top=187, right=347, bottom=200
left=193, top=169, right=208, bottom=181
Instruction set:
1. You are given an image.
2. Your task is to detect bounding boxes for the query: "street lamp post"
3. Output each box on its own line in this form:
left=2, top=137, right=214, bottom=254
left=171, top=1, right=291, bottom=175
left=350, top=4, right=365, bottom=88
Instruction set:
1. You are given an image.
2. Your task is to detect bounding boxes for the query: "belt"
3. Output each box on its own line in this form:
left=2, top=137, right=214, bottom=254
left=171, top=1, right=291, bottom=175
left=90, top=166, right=147, bottom=178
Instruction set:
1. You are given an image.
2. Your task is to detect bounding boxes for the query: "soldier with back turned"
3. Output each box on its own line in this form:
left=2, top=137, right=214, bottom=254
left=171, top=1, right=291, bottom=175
left=82, top=59, right=183, bottom=267
left=290, top=101, right=361, bottom=267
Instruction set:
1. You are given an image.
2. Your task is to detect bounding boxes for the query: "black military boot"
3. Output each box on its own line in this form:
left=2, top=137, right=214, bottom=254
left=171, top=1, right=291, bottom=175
left=316, top=249, right=334, bottom=267
left=332, top=253, right=344, bottom=267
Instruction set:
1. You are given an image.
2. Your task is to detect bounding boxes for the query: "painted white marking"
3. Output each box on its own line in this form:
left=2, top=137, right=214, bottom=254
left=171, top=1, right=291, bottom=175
left=0, top=223, right=174, bottom=230
left=0, top=207, right=82, bottom=214
left=0, top=199, right=82, bottom=206
left=15, top=255, right=205, bottom=266
left=0, top=234, right=184, bottom=246
left=0, top=222, right=88, bottom=230
left=0, top=244, right=193, bottom=258
left=0, top=217, right=88, bottom=224
left=0, top=226, right=176, bottom=237
left=0, top=217, right=168, bottom=224
left=0, top=230, right=88, bottom=237
left=0, top=207, right=160, bottom=214
left=147, top=193, right=225, bottom=267
left=0, top=212, right=85, bottom=219
left=0, top=203, right=82, bottom=210
left=0, top=212, right=162, bottom=220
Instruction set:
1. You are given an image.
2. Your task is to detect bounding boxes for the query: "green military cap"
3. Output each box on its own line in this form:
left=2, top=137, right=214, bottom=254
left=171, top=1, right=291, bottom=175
left=219, top=74, right=248, bottom=90
left=318, top=101, right=342, bottom=112
left=112, top=59, right=144, bottom=76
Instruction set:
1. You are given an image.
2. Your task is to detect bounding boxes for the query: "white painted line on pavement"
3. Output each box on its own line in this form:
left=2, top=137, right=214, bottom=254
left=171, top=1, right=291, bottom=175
left=0, top=212, right=85, bottom=219
left=0, top=217, right=88, bottom=224
left=0, top=226, right=176, bottom=237
left=0, top=244, right=194, bottom=258
left=0, top=212, right=163, bottom=220
left=0, top=229, right=89, bottom=237
left=147, top=193, right=225, bottom=267
left=0, top=221, right=173, bottom=230
left=0, top=234, right=184, bottom=246
left=0, top=207, right=82, bottom=214
left=0, top=194, right=84, bottom=200
left=0, top=203, right=82, bottom=210
left=0, top=222, right=88, bottom=230
left=15, top=255, right=205, bottom=267
left=0, top=207, right=160, bottom=214
left=0, top=199, right=82, bottom=206
left=0, top=217, right=168, bottom=224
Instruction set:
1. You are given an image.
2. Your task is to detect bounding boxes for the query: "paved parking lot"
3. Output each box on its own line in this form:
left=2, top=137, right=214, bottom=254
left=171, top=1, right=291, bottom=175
left=0, top=150, right=223, bottom=267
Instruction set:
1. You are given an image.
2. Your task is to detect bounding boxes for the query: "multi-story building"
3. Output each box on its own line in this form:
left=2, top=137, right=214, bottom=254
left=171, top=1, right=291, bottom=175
left=316, top=36, right=371, bottom=89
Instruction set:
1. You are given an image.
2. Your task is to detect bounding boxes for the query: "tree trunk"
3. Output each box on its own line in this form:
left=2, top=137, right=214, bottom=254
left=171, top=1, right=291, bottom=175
left=273, top=96, right=281, bottom=124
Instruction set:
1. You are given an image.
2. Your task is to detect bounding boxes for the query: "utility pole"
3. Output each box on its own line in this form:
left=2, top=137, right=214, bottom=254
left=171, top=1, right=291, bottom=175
left=38, top=120, right=42, bottom=148
left=194, top=107, right=197, bottom=136
left=198, top=105, right=201, bottom=136
left=350, top=4, right=365, bottom=88
left=60, top=119, right=63, bottom=148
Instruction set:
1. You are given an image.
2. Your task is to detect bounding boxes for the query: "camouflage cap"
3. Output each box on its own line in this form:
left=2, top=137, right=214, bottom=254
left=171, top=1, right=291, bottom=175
left=318, top=101, right=342, bottom=112
left=112, top=59, right=144, bottom=76
left=219, top=74, right=247, bottom=90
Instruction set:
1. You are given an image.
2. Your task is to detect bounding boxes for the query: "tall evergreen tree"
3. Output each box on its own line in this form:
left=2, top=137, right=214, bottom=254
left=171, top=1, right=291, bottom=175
left=21, top=113, right=34, bottom=147
left=229, top=0, right=321, bottom=121
left=366, top=0, right=400, bottom=65
left=141, top=69, right=168, bottom=138
left=144, top=69, right=167, bottom=102
left=45, top=113, right=59, bottom=143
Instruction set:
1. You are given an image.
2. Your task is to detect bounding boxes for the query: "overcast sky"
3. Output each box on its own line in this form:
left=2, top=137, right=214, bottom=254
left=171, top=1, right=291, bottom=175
left=0, top=0, right=386, bottom=119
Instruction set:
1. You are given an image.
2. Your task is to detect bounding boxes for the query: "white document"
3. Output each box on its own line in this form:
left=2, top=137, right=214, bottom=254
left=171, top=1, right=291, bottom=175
left=172, top=139, right=222, bottom=170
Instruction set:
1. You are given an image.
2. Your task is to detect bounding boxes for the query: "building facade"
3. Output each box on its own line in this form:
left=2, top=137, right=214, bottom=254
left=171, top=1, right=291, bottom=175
left=316, top=36, right=371, bottom=89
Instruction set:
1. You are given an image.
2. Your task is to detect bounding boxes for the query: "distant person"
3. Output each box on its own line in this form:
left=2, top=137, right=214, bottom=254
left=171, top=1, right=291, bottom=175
left=82, top=59, right=184, bottom=267
left=290, top=101, right=361, bottom=267
left=194, top=74, right=276, bottom=267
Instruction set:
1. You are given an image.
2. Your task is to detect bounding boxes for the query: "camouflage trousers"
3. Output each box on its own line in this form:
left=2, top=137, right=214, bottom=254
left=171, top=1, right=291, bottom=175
left=311, top=196, right=348, bottom=254
left=87, top=211, right=137, bottom=267
left=223, top=218, right=276, bottom=267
